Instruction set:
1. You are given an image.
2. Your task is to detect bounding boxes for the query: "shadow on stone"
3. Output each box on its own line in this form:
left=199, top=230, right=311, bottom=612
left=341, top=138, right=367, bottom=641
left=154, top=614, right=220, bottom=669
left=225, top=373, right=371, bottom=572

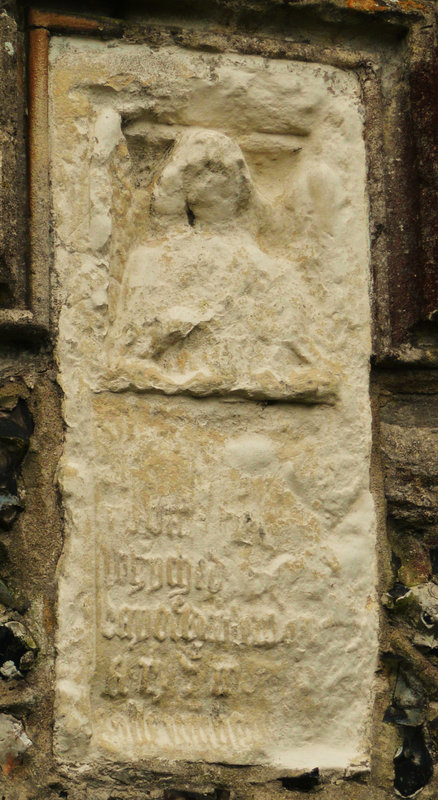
left=0, top=399, right=33, bottom=530
left=280, top=770, right=319, bottom=792
left=394, top=728, right=433, bottom=798
left=164, top=790, right=230, bottom=800
left=0, top=620, right=37, bottom=679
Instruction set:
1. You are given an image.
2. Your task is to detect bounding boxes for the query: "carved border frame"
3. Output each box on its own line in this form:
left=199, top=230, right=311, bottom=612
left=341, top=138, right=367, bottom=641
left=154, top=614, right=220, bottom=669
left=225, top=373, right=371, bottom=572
left=24, top=3, right=438, bottom=359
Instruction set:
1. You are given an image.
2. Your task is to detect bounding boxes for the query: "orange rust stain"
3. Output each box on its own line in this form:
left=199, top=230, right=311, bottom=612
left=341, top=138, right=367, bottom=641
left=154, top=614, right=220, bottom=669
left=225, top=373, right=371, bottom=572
left=346, top=0, right=426, bottom=12
left=29, top=8, right=122, bottom=34
left=1, top=754, right=20, bottom=776
left=399, top=0, right=428, bottom=11
left=346, top=0, right=386, bottom=11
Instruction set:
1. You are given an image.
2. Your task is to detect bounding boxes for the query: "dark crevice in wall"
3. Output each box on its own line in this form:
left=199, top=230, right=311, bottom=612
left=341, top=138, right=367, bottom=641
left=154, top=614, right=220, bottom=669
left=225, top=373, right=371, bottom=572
left=430, top=548, right=438, bottom=579
left=279, top=770, right=319, bottom=792
left=0, top=619, right=37, bottom=677
left=0, top=399, right=33, bottom=529
left=185, top=202, right=196, bottom=227
left=0, top=624, right=26, bottom=667
left=388, top=582, right=409, bottom=601
left=394, top=728, right=433, bottom=798
left=164, top=789, right=230, bottom=800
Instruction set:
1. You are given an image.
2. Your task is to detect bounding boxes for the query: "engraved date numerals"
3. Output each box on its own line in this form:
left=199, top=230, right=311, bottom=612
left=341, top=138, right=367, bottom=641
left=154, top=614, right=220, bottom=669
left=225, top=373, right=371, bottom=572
left=104, top=655, right=167, bottom=702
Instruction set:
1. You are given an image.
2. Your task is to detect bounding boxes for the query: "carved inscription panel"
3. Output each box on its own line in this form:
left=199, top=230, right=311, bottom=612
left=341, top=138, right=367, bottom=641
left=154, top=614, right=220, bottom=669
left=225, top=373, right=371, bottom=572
left=50, top=37, right=377, bottom=770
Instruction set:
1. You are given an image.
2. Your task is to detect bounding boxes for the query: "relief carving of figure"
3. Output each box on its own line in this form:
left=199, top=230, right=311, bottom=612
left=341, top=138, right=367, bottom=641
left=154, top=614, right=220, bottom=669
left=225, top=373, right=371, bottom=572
left=104, top=128, right=338, bottom=404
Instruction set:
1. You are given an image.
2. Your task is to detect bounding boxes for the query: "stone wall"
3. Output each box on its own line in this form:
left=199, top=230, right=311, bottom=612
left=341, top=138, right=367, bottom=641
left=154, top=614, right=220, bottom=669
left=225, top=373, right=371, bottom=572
left=0, top=1, right=436, bottom=799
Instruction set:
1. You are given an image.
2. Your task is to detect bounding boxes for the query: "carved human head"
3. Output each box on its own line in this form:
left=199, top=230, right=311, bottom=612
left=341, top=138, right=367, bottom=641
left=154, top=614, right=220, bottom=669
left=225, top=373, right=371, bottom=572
left=151, top=129, right=254, bottom=228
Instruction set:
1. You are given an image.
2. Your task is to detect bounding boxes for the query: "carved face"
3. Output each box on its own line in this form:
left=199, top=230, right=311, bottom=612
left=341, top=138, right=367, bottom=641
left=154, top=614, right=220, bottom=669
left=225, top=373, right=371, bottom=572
left=151, top=129, right=253, bottom=226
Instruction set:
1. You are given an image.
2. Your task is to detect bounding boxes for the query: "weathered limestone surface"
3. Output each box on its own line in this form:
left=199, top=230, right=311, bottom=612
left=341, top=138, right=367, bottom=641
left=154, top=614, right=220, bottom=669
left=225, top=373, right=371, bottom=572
left=50, top=38, right=377, bottom=772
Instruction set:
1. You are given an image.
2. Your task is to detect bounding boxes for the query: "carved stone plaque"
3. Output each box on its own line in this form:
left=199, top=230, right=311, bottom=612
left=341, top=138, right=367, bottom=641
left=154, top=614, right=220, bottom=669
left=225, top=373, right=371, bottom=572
left=50, top=37, right=377, bottom=770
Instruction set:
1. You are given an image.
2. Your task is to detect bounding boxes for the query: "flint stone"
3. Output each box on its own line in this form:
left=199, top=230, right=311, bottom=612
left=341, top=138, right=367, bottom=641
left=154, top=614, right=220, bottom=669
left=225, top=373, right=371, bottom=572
left=0, top=713, right=31, bottom=774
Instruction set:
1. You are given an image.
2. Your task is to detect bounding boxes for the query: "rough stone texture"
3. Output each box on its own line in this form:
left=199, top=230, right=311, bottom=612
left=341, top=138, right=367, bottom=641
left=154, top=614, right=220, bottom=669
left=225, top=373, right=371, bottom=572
left=0, top=2, right=435, bottom=800
left=375, top=370, right=438, bottom=799
left=50, top=39, right=377, bottom=772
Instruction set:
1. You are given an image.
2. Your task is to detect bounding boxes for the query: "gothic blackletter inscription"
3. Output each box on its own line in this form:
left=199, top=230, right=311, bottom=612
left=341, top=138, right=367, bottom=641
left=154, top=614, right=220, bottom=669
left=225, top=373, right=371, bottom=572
left=51, top=38, right=377, bottom=770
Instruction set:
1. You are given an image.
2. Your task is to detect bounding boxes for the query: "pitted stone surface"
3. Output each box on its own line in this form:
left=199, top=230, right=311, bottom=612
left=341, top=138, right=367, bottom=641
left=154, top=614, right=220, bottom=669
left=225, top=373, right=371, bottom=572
left=50, top=37, right=377, bottom=771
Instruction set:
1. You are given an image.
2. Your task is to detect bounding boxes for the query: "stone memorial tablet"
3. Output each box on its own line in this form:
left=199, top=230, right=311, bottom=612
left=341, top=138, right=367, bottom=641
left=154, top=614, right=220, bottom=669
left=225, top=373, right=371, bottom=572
left=50, top=37, right=377, bottom=771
